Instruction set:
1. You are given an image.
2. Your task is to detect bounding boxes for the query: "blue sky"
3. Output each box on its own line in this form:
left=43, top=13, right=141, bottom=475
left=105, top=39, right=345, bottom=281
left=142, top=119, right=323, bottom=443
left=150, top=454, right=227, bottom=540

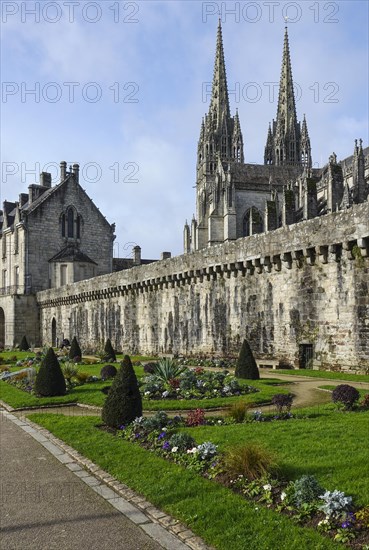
left=1, top=0, right=368, bottom=258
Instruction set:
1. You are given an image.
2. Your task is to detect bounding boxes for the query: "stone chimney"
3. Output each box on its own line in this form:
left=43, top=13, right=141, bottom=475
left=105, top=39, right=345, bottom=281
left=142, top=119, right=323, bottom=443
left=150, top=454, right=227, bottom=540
left=72, top=163, right=80, bottom=184
left=40, top=172, right=52, bottom=188
left=133, top=245, right=141, bottom=265
left=19, top=193, right=29, bottom=208
left=60, top=161, right=67, bottom=182
left=161, top=252, right=171, bottom=260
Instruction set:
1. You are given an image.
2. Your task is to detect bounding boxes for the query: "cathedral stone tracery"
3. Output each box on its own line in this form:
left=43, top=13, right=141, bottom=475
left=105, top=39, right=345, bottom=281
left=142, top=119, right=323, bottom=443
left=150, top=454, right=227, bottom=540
left=184, top=21, right=368, bottom=253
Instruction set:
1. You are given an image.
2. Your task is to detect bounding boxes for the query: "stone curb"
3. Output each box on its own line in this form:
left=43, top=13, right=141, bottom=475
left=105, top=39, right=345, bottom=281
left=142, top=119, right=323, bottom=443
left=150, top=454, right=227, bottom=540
left=1, top=409, right=214, bottom=550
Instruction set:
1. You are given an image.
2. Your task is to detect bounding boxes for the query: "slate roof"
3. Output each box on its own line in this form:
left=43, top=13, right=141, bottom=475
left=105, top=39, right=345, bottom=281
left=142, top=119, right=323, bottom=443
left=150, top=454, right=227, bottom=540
left=48, top=245, right=97, bottom=265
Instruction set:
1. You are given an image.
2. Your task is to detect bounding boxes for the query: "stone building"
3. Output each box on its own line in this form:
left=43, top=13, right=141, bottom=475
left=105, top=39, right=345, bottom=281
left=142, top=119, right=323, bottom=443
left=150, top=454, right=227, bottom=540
left=0, top=163, right=115, bottom=347
left=184, top=23, right=369, bottom=252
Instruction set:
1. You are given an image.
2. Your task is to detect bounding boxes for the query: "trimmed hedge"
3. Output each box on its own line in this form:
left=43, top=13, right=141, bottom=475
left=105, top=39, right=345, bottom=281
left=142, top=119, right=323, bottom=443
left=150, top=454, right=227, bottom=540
left=235, top=339, right=260, bottom=380
left=101, top=355, right=142, bottom=428
left=34, top=347, right=66, bottom=397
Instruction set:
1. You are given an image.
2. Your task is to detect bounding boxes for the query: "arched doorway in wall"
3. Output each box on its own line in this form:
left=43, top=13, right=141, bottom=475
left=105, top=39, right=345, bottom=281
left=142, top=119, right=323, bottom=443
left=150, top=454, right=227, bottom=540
left=0, top=308, right=5, bottom=349
left=51, top=318, right=57, bottom=347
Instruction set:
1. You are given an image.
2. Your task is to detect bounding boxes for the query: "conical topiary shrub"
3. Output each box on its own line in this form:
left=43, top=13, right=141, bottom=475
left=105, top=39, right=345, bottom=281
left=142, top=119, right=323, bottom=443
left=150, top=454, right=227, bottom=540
left=235, top=339, right=260, bottom=380
left=104, top=338, right=116, bottom=362
left=69, top=336, right=81, bottom=361
left=102, top=355, right=142, bottom=428
left=19, top=335, right=30, bottom=351
left=34, top=347, right=66, bottom=396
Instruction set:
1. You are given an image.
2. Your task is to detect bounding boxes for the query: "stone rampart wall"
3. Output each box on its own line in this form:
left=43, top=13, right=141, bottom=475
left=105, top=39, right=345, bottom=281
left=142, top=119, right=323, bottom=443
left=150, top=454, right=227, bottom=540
left=37, top=203, right=369, bottom=371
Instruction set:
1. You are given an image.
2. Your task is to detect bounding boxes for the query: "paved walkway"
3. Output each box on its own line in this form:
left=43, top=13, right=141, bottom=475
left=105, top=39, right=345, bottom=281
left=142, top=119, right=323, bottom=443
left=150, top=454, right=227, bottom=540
left=0, top=411, right=208, bottom=550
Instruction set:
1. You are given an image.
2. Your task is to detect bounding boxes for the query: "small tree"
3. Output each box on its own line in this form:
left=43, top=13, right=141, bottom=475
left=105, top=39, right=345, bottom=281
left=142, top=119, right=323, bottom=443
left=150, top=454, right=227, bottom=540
left=34, top=347, right=66, bottom=396
left=104, top=338, right=116, bottom=362
left=102, top=355, right=142, bottom=428
left=235, top=339, right=260, bottom=380
left=69, top=337, right=81, bottom=361
left=19, top=335, right=30, bottom=351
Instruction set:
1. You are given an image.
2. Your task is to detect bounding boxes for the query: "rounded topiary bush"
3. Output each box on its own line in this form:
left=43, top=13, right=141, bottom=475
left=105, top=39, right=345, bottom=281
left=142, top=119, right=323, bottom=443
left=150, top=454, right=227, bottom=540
left=332, top=384, right=360, bottom=410
left=103, top=339, right=116, bottom=362
left=235, top=339, right=260, bottom=380
left=69, top=337, right=82, bottom=361
left=34, top=347, right=66, bottom=397
left=19, top=335, right=30, bottom=351
left=143, top=362, right=158, bottom=374
left=101, top=355, right=142, bottom=428
left=100, top=364, right=117, bottom=380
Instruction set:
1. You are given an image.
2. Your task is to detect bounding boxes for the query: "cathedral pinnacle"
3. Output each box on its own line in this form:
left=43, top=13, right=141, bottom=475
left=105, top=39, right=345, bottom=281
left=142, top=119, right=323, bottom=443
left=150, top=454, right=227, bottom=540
left=276, top=26, right=297, bottom=138
left=209, top=19, right=230, bottom=130
left=264, top=28, right=312, bottom=167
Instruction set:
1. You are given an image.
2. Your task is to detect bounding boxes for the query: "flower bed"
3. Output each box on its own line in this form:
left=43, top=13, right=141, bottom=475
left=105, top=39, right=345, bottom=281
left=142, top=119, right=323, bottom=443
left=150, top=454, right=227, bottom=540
left=117, top=411, right=369, bottom=548
left=141, top=367, right=258, bottom=400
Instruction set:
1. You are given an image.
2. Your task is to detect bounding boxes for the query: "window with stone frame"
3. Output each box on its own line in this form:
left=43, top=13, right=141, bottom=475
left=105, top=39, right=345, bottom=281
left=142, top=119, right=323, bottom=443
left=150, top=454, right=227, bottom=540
left=13, top=226, right=19, bottom=254
left=61, top=207, right=82, bottom=240
left=2, top=269, right=7, bottom=289
left=14, top=266, right=19, bottom=289
left=60, top=265, right=67, bottom=286
left=2, top=235, right=6, bottom=258
left=243, top=207, right=263, bottom=237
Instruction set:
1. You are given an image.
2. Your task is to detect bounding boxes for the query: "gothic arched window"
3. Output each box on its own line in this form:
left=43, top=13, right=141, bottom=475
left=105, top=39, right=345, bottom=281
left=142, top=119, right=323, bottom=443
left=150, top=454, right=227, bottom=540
left=243, top=207, right=263, bottom=237
left=67, top=208, right=74, bottom=238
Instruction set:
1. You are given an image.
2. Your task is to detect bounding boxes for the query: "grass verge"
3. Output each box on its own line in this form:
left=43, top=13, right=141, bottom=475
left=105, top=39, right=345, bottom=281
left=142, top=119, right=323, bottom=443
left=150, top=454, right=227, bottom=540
left=28, top=413, right=342, bottom=550
left=276, top=369, right=369, bottom=383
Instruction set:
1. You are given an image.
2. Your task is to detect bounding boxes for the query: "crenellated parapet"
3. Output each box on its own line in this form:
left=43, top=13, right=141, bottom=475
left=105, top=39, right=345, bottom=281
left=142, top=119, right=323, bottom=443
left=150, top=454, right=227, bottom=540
left=38, top=202, right=369, bottom=309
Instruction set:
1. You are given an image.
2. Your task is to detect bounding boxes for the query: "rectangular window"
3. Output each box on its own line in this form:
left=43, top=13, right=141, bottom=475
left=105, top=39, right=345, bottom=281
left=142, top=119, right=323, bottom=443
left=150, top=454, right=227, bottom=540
left=2, top=235, right=6, bottom=258
left=14, top=266, right=19, bottom=289
left=60, top=265, right=67, bottom=286
left=2, top=269, right=7, bottom=289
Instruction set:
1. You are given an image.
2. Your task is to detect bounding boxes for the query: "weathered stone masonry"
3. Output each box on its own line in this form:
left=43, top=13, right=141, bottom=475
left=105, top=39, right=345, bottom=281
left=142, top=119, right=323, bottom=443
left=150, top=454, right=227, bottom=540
left=37, top=202, right=369, bottom=371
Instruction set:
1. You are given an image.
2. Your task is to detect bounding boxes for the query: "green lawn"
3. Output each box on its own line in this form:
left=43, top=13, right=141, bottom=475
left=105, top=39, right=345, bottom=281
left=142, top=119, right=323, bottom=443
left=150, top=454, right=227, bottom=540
left=276, top=369, right=369, bottom=383
left=28, top=413, right=344, bottom=550
left=187, top=406, right=369, bottom=505
left=0, top=376, right=289, bottom=410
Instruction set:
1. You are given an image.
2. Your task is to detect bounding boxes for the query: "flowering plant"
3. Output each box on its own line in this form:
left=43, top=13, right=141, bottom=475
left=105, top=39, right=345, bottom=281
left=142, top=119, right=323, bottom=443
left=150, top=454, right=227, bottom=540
left=319, top=490, right=353, bottom=518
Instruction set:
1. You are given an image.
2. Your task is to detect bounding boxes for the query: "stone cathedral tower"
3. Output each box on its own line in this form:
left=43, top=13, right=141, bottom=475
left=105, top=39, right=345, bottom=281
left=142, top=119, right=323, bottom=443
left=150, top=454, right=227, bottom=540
left=184, top=23, right=367, bottom=253
left=185, top=20, right=244, bottom=252
left=264, top=27, right=311, bottom=167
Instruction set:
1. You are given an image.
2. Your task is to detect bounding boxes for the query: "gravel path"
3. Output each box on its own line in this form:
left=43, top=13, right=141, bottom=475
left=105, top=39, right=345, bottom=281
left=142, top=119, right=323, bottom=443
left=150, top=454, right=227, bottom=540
left=261, top=371, right=369, bottom=408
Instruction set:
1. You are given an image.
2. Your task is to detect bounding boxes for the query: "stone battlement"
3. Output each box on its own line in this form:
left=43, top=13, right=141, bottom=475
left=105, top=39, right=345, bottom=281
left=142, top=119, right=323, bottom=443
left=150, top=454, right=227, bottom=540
left=37, top=202, right=369, bottom=309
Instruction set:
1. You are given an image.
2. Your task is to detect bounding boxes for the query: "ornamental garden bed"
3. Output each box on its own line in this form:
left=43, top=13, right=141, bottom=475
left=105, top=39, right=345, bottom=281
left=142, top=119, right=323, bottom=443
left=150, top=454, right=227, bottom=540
left=0, top=351, right=288, bottom=410
left=28, top=405, right=369, bottom=550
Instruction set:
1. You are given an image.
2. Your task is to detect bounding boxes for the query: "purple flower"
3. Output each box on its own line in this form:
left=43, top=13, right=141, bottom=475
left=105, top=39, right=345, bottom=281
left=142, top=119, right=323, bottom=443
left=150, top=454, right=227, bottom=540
left=341, top=521, right=350, bottom=529
left=135, top=433, right=141, bottom=439
left=162, top=441, right=171, bottom=450
left=158, top=432, right=166, bottom=440
left=119, top=425, right=126, bottom=431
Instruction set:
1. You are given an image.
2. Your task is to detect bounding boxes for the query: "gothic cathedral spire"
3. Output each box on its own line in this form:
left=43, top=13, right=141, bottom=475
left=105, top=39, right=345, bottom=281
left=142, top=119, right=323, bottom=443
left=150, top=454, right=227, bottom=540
left=264, top=27, right=311, bottom=167
left=208, top=19, right=231, bottom=130
left=197, top=20, right=244, bottom=175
